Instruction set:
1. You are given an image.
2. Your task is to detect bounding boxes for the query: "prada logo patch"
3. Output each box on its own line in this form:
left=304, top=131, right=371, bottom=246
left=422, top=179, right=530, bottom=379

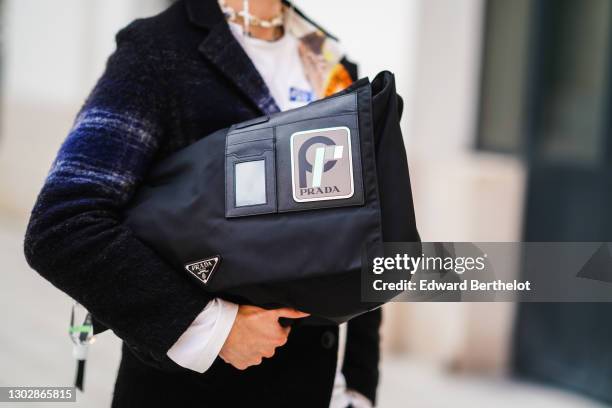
left=184, top=256, right=220, bottom=285
left=290, top=126, right=354, bottom=203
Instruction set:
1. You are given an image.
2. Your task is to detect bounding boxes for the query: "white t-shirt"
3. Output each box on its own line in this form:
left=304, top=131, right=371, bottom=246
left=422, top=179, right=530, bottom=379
left=228, top=22, right=315, bottom=111
left=167, top=24, right=372, bottom=408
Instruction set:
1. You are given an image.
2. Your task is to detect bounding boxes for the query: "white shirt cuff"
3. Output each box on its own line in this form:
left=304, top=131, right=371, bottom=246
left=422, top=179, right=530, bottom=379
left=167, top=298, right=239, bottom=373
left=346, top=389, right=373, bottom=408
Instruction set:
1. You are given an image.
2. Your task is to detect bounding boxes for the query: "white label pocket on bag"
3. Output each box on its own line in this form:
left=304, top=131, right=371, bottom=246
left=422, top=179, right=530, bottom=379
left=225, top=130, right=277, bottom=218
left=235, top=160, right=267, bottom=207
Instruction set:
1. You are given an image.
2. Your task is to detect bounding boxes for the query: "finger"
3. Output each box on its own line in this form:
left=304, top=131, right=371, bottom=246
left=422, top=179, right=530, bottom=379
left=274, top=308, right=310, bottom=319
left=271, top=327, right=290, bottom=346
left=276, top=333, right=288, bottom=347
left=269, top=323, right=290, bottom=343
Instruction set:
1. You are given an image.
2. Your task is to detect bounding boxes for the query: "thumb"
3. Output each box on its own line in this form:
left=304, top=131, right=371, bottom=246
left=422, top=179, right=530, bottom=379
left=274, top=308, right=310, bottom=319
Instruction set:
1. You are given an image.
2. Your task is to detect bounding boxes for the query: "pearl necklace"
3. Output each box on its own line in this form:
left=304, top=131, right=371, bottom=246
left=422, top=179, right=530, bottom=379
left=218, top=0, right=285, bottom=29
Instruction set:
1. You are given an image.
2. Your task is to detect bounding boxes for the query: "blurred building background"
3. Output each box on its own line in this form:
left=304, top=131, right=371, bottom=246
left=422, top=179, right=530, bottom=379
left=0, top=0, right=610, bottom=407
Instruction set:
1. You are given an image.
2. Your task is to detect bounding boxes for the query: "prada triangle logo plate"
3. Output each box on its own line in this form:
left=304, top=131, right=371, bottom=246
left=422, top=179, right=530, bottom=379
left=184, top=256, right=220, bottom=285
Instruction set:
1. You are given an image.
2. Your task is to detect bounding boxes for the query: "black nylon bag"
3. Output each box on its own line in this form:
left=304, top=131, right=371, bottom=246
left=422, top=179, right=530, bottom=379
left=124, top=71, right=419, bottom=324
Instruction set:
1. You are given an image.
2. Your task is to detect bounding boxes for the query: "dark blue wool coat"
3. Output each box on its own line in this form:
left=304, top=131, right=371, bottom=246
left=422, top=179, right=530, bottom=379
left=24, top=0, right=379, bottom=406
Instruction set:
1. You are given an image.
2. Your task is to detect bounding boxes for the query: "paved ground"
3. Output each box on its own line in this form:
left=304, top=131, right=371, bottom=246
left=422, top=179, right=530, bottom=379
left=0, top=216, right=606, bottom=408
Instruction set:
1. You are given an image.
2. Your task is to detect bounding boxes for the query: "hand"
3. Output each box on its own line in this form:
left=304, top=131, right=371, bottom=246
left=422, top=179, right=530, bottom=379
left=219, top=305, right=309, bottom=370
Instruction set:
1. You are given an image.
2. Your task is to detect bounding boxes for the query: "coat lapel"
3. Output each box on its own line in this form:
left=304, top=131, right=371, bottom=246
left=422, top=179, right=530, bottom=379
left=185, top=0, right=280, bottom=115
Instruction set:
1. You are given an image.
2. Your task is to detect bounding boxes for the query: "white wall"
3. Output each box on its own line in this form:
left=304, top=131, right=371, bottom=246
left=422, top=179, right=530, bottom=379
left=393, top=0, right=526, bottom=372
left=3, top=0, right=167, bottom=104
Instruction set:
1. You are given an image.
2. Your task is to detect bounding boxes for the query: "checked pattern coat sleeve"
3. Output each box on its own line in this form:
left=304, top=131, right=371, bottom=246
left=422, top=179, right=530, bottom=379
left=24, top=26, right=212, bottom=368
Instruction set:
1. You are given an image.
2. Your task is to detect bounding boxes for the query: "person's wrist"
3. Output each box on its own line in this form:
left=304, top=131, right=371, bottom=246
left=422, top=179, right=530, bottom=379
left=205, top=299, right=239, bottom=362
left=166, top=298, right=238, bottom=373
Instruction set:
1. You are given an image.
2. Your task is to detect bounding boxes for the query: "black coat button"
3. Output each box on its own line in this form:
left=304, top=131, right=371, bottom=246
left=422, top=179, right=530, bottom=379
left=321, top=330, right=336, bottom=349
